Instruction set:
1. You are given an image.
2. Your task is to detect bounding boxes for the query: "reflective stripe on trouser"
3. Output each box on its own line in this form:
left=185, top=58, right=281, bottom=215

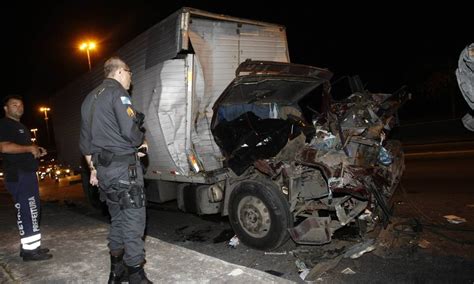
left=97, top=160, right=146, bottom=266
left=21, top=233, right=41, bottom=250
left=5, top=171, right=42, bottom=250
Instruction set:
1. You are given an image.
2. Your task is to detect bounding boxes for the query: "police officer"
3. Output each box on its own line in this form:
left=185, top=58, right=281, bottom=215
left=456, top=43, right=474, bottom=131
left=79, top=56, right=151, bottom=284
left=0, top=95, right=52, bottom=261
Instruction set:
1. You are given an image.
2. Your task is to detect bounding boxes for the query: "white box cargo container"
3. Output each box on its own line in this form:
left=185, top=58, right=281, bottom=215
left=52, top=7, right=288, bottom=213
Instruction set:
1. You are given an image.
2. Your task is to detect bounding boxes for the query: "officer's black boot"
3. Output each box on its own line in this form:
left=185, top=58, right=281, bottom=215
left=108, top=250, right=128, bottom=284
left=126, top=264, right=153, bottom=284
left=20, top=246, right=50, bottom=257
left=22, top=247, right=53, bottom=262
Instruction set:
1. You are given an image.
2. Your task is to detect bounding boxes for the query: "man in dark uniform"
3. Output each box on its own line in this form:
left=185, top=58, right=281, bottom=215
left=456, top=43, right=474, bottom=131
left=79, top=56, right=151, bottom=284
left=0, top=95, right=52, bottom=261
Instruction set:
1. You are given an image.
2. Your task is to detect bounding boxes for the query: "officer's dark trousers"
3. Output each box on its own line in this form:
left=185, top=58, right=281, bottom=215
left=98, top=160, right=146, bottom=267
left=5, top=171, right=42, bottom=250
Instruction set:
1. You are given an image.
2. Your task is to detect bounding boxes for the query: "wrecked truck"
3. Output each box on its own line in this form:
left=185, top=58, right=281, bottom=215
left=211, top=60, right=408, bottom=249
left=51, top=7, right=407, bottom=251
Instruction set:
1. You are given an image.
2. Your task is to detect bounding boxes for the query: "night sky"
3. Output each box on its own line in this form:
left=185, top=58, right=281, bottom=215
left=3, top=1, right=473, bottom=132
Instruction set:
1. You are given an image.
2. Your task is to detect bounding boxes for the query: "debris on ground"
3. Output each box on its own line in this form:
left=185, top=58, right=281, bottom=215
left=295, top=259, right=310, bottom=280
left=264, top=251, right=287, bottom=255
left=228, top=235, right=240, bottom=248
left=341, top=267, right=356, bottom=274
left=305, top=255, right=343, bottom=281
left=343, top=239, right=376, bottom=259
left=418, top=239, right=431, bottom=249
left=443, top=215, right=467, bottom=224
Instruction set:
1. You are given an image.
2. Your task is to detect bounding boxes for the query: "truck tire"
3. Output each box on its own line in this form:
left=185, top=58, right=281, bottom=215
left=228, top=179, right=292, bottom=250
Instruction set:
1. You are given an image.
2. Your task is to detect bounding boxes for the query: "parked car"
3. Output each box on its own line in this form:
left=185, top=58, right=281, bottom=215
left=37, top=166, right=48, bottom=181
left=52, top=165, right=73, bottom=181
left=37, top=156, right=56, bottom=181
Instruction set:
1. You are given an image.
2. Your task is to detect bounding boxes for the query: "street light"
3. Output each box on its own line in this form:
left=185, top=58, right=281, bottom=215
left=79, top=41, right=97, bottom=71
left=31, top=128, right=38, bottom=144
left=39, top=107, right=51, bottom=144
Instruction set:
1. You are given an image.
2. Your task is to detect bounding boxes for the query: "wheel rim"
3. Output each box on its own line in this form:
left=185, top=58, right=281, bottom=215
left=237, top=196, right=271, bottom=238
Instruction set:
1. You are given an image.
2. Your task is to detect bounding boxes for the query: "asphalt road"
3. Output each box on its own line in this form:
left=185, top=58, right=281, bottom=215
left=140, top=144, right=474, bottom=283
left=1, top=141, right=473, bottom=283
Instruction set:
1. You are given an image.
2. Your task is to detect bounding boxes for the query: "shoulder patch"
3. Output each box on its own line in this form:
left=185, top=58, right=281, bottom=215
left=120, top=96, right=132, bottom=105
left=126, top=106, right=135, bottom=117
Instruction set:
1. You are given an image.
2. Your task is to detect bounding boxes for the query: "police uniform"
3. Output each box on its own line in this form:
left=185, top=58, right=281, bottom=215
left=456, top=43, right=474, bottom=131
left=79, top=78, right=146, bottom=267
left=0, top=118, right=43, bottom=251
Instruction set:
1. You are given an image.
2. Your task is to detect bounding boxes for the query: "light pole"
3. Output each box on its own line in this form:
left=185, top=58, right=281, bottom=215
left=30, top=128, right=38, bottom=144
left=79, top=41, right=96, bottom=71
left=39, top=107, right=51, bottom=144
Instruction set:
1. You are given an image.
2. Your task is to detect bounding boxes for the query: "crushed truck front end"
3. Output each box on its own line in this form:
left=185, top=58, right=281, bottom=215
left=211, top=60, right=408, bottom=249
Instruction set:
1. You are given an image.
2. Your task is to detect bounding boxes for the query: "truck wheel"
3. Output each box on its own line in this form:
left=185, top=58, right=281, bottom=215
left=228, top=179, right=292, bottom=250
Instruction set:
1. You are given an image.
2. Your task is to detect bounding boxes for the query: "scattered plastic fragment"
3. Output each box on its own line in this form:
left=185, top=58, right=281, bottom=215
left=228, top=235, right=240, bottom=248
left=343, top=239, right=376, bottom=259
left=305, top=256, right=343, bottom=280
left=295, top=259, right=310, bottom=280
left=264, top=251, right=287, bottom=255
left=295, top=259, right=308, bottom=271
left=299, top=269, right=310, bottom=280
left=341, top=267, right=356, bottom=274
